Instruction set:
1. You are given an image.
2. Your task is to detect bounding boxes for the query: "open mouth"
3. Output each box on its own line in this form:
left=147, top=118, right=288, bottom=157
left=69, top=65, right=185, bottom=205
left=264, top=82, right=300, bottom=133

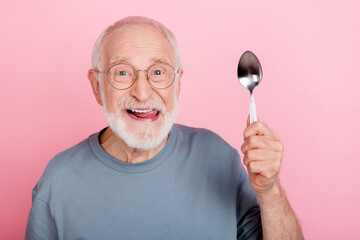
left=126, top=108, right=160, bottom=122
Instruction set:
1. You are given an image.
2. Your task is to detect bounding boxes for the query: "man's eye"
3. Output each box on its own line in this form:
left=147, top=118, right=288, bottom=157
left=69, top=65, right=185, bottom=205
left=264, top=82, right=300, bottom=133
left=153, top=70, right=163, bottom=75
left=116, top=71, right=128, bottom=76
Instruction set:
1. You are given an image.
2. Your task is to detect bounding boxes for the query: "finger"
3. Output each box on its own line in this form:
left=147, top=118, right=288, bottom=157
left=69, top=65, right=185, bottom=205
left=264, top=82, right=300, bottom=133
left=243, top=149, right=281, bottom=166
left=241, top=136, right=283, bottom=154
left=269, top=128, right=280, bottom=140
left=247, top=160, right=280, bottom=179
left=242, top=135, right=273, bottom=154
left=243, top=121, right=272, bottom=139
left=246, top=114, right=260, bottom=127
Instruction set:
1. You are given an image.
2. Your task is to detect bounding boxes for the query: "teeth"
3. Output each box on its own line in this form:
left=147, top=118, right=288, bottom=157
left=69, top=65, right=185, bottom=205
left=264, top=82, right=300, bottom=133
left=130, top=109, right=152, bottom=113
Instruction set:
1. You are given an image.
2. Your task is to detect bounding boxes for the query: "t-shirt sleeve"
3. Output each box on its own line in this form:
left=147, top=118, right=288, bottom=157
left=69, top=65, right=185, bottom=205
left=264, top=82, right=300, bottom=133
left=25, top=196, right=58, bottom=240
left=236, top=154, right=263, bottom=240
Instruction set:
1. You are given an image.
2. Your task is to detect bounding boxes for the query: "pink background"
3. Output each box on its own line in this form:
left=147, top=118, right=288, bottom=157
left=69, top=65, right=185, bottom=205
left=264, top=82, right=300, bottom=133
left=1, top=0, right=359, bottom=239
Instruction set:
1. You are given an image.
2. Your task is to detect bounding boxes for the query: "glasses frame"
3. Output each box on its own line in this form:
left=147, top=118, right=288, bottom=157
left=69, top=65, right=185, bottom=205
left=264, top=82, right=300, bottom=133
left=97, top=62, right=180, bottom=90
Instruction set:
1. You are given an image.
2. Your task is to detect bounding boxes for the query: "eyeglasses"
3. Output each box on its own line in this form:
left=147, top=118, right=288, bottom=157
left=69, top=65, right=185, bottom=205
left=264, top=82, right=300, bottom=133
left=97, top=63, right=179, bottom=90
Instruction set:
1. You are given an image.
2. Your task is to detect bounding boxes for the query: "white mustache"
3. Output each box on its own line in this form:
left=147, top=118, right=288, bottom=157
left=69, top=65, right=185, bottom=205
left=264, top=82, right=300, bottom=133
left=118, top=96, right=166, bottom=113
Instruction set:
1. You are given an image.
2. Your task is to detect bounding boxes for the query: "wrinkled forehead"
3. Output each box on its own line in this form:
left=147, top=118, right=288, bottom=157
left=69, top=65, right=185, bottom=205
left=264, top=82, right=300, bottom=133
left=101, top=24, right=175, bottom=67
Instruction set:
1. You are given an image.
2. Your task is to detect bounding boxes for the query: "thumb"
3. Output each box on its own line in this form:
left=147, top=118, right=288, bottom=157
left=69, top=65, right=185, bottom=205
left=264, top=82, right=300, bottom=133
left=246, top=114, right=260, bottom=126
left=246, top=115, right=250, bottom=126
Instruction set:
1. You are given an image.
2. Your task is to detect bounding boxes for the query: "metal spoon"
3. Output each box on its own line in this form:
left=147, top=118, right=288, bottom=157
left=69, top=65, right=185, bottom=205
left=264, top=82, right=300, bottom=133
left=237, top=51, right=263, bottom=124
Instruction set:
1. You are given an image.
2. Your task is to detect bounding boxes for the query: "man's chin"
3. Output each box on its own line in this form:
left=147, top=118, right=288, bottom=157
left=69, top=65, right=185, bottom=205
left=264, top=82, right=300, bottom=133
left=106, top=111, right=174, bottom=151
left=122, top=132, right=169, bottom=151
left=103, top=98, right=178, bottom=151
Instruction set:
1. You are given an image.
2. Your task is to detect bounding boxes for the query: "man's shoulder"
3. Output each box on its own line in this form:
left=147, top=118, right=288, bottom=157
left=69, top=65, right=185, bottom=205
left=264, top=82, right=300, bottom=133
left=174, top=123, right=215, bottom=135
left=49, top=135, right=93, bottom=167
left=173, top=124, right=241, bottom=178
left=174, top=123, right=237, bottom=153
left=33, top=133, right=98, bottom=198
left=174, top=123, right=224, bottom=137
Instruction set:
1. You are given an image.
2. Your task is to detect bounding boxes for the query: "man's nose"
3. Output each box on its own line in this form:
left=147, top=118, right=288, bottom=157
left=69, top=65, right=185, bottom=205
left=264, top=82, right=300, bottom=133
left=130, top=71, right=153, bottom=102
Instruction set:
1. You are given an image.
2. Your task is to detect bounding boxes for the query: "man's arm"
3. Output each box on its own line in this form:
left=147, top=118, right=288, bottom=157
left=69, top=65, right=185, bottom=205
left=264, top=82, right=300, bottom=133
left=241, top=118, right=303, bottom=240
left=257, top=181, right=302, bottom=239
left=26, top=197, right=58, bottom=240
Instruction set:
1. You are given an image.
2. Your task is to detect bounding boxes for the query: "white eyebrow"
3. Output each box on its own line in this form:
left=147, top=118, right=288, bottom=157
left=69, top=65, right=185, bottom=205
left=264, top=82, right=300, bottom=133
left=109, top=55, right=131, bottom=66
left=149, top=56, right=172, bottom=65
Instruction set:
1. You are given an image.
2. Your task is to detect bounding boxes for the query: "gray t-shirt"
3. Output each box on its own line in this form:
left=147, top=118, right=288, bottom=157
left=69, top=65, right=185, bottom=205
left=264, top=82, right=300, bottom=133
left=26, top=124, right=262, bottom=240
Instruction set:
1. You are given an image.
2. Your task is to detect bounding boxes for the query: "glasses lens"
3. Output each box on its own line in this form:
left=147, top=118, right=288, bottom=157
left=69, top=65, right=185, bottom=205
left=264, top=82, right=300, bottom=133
left=108, top=64, right=135, bottom=89
left=148, top=63, right=175, bottom=89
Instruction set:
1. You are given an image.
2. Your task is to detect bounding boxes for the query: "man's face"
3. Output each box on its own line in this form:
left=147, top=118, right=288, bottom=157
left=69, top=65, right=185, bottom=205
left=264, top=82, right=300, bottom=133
left=96, top=24, right=181, bottom=150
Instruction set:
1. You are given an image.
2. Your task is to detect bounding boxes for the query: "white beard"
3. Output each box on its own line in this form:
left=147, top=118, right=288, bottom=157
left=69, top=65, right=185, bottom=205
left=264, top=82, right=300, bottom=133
left=102, top=92, right=178, bottom=151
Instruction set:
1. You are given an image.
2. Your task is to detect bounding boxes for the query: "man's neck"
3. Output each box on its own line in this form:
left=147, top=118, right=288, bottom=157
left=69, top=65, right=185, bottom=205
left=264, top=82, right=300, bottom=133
left=99, top=127, right=167, bottom=164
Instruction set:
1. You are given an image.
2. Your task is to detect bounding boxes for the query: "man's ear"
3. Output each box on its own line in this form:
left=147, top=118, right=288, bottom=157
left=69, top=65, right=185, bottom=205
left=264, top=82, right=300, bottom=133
left=176, top=69, right=183, bottom=100
left=88, top=69, right=103, bottom=106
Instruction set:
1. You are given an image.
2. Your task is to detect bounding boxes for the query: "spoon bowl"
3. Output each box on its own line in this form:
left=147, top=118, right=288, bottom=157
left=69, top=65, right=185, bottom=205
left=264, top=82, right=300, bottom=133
left=237, top=51, right=263, bottom=123
left=237, top=51, right=263, bottom=93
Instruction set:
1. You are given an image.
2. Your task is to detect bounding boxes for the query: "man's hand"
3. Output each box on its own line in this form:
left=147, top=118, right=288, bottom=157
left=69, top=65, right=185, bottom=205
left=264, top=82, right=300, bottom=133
left=240, top=116, right=283, bottom=195
left=241, top=116, right=303, bottom=239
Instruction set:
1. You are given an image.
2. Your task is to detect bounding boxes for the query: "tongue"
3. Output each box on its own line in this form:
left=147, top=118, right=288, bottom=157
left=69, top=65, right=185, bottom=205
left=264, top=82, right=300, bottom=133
left=132, top=110, right=159, bottom=119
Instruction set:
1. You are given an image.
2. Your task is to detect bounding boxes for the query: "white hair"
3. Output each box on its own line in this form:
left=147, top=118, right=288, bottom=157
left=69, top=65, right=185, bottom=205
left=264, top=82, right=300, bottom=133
left=91, top=16, right=183, bottom=71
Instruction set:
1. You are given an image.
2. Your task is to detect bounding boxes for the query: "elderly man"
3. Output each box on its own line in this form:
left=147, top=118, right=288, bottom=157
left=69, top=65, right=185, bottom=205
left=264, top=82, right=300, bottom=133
left=26, top=16, right=303, bottom=239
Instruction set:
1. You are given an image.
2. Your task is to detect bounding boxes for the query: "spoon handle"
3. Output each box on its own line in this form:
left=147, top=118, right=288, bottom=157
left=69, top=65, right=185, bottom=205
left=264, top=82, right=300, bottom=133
left=250, top=93, right=258, bottom=124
